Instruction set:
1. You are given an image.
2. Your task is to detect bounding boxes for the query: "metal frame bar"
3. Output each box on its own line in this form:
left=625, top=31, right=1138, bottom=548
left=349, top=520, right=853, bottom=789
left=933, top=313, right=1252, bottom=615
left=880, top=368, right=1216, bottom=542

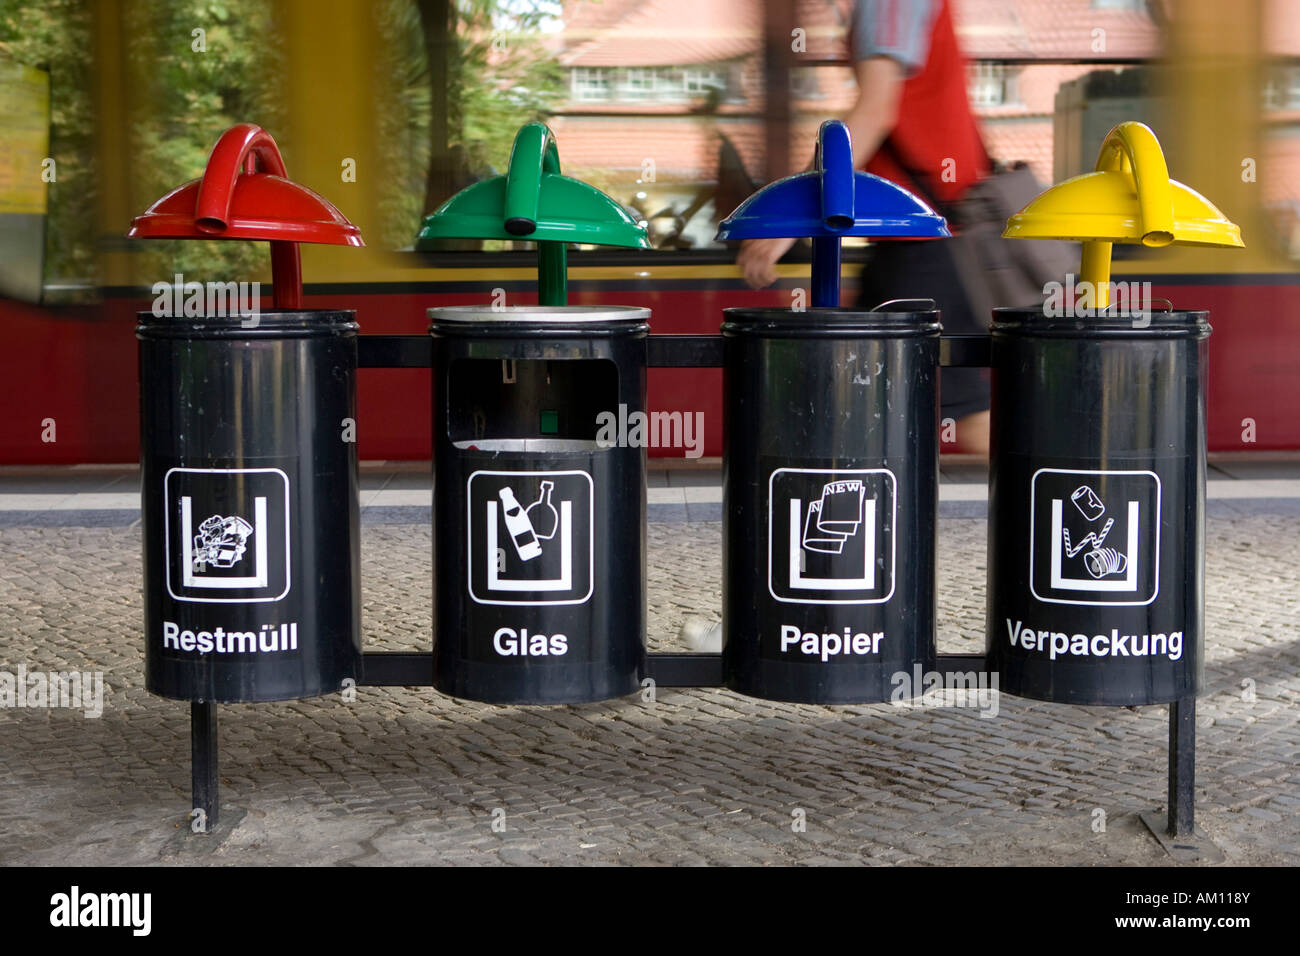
left=357, top=651, right=996, bottom=689
left=193, top=331, right=1195, bottom=857
left=191, top=700, right=219, bottom=831
left=358, top=332, right=993, bottom=369
left=1168, top=696, right=1196, bottom=836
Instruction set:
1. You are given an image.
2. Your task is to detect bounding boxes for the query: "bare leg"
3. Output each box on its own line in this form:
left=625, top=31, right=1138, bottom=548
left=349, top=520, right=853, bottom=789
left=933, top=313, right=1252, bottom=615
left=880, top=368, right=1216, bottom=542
left=954, top=410, right=990, bottom=456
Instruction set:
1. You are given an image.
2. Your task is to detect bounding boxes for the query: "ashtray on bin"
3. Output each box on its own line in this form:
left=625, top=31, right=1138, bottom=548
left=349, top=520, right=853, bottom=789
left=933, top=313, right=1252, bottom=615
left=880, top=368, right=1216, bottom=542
left=987, top=121, right=1243, bottom=705
left=419, top=124, right=652, bottom=704
left=127, top=123, right=365, bottom=702
left=715, top=120, right=950, bottom=704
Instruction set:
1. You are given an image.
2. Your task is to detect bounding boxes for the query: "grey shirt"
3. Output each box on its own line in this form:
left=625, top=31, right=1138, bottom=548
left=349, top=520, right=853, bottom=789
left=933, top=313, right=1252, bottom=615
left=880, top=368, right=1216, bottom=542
left=851, top=0, right=940, bottom=75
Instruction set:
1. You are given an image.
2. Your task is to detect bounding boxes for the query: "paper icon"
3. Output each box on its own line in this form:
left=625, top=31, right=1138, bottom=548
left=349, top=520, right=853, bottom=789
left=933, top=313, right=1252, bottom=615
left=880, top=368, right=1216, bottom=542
left=802, top=500, right=849, bottom=553
left=816, top=479, right=866, bottom=533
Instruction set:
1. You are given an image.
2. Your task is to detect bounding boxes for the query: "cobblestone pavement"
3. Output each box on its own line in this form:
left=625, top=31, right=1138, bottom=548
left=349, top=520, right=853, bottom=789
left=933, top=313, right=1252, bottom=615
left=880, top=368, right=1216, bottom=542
left=0, top=494, right=1297, bottom=866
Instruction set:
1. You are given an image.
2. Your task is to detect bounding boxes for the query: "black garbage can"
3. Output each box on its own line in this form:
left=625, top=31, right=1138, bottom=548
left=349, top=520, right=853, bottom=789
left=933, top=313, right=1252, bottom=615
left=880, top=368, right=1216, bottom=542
left=430, top=306, right=648, bottom=704
left=985, top=307, right=1208, bottom=705
left=138, top=310, right=362, bottom=702
left=722, top=303, right=940, bottom=703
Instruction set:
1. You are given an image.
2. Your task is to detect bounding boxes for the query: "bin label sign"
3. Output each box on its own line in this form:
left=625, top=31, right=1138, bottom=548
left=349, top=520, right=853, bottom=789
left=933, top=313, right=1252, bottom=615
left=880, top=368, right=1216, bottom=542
left=768, top=468, right=896, bottom=604
left=164, top=467, right=291, bottom=603
left=467, top=470, right=593, bottom=606
left=1029, top=468, right=1160, bottom=606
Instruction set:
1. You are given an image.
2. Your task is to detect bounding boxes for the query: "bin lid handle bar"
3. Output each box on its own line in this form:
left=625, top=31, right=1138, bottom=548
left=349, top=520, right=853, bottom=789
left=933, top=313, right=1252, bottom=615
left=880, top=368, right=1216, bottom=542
left=811, top=120, right=853, bottom=308
left=869, top=297, right=938, bottom=313
left=1077, top=122, right=1172, bottom=311
left=1094, top=122, right=1174, bottom=248
left=503, top=123, right=561, bottom=236
left=818, top=120, right=855, bottom=230
left=194, top=123, right=302, bottom=310
left=502, top=123, right=567, bottom=306
left=194, top=123, right=289, bottom=229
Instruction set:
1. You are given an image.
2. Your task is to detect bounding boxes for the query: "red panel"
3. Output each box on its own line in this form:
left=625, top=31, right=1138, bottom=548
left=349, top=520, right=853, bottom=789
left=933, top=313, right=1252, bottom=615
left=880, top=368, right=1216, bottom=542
left=1151, top=282, right=1300, bottom=452
left=574, top=285, right=786, bottom=459
left=0, top=298, right=140, bottom=464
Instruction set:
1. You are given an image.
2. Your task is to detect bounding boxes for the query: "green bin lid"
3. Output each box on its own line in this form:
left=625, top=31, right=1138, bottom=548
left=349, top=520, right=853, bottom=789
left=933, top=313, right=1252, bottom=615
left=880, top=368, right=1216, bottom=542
left=415, top=123, right=648, bottom=249
left=415, top=123, right=648, bottom=305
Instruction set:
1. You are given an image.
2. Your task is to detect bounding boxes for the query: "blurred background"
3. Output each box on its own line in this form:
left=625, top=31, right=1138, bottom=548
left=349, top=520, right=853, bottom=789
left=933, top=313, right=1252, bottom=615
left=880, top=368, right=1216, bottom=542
left=0, top=0, right=1295, bottom=461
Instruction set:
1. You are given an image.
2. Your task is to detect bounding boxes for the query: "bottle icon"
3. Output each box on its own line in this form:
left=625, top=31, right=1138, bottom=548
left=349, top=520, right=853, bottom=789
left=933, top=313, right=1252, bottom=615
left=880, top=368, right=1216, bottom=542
left=498, top=487, right=542, bottom=561
left=526, top=480, right=559, bottom=541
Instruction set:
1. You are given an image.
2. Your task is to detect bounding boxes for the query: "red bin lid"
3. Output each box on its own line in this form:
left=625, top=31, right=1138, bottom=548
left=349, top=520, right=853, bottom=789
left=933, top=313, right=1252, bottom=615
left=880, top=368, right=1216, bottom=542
left=126, top=124, right=362, bottom=308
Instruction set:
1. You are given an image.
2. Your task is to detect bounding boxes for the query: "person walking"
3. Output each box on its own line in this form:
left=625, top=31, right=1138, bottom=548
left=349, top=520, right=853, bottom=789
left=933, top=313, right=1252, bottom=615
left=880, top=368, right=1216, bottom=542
left=737, top=0, right=993, bottom=453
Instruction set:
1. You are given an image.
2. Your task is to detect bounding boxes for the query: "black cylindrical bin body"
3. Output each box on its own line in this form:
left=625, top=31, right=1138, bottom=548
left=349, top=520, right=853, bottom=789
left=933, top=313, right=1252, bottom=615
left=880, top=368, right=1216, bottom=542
left=985, top=307, right=1209, bottom=705
left=138, top=310, right=362, bottom=702
left=722, top=305, right=940, bottom=703
left=430, top=306, right=648, bottom=704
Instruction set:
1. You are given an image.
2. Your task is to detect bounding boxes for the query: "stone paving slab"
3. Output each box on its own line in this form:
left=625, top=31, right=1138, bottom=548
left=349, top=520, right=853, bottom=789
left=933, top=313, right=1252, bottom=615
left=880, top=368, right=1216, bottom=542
left=0, top=505, right=1296, bottom=866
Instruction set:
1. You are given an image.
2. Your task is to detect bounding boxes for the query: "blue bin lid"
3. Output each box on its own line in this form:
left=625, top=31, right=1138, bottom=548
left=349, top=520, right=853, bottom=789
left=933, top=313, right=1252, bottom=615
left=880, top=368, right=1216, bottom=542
left=715, top=120, right=949, bottom=241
